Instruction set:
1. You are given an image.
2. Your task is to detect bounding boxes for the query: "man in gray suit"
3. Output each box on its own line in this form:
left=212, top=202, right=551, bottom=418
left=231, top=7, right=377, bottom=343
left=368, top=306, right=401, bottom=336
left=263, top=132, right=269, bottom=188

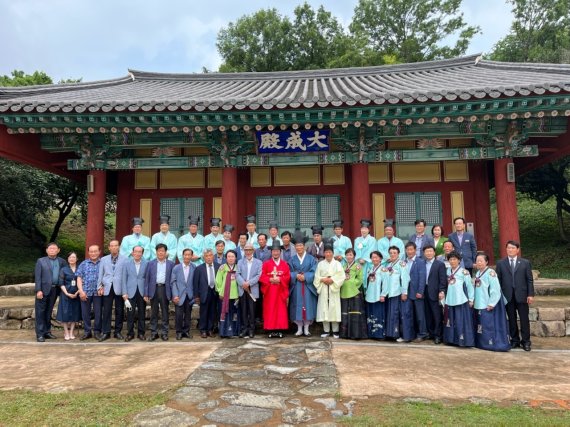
left=171, top=248, right=196, bottom=340
left=98, top=239, right=127, bottom=341
left=34, top=242, right=67, bottom=342
left=121, top=245, right=148, bottom=341
left=408, top=219, right=435, bottom=258
left=236, top=243, right=263, bottom=338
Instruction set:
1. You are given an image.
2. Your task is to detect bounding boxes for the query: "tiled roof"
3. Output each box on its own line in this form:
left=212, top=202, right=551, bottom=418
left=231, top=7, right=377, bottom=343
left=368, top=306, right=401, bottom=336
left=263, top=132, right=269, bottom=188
left=1, top=54, right=569, bottom=114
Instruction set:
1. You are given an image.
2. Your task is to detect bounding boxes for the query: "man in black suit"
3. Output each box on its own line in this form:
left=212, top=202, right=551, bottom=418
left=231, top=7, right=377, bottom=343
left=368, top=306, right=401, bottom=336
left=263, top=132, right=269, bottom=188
left=34, top=242, right=67, bottom=342
left=496, top=240, right=535, bottom=351
left=143, top=243, right=175, bottom=341
left=422, top=245, right=447, bottom=344
left=193, top=248, right=220, bottom=338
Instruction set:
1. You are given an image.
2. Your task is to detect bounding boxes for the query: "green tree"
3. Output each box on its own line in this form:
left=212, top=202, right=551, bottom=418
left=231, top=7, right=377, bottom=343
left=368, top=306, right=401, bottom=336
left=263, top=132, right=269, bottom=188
left=489, top=0, right=570, bottom=63
left=217, top=8, right=294, bottom=72
left=217, top=3, right=350, bottom=72
left=491, top=0, right=570, bottom=242
left=517, top=158, right=570, bottom=242
left=0, top=70, right=52, bottom=86
left=0, top=72, right=87, bottom=251
left=349, top=0, right=480, bottom=64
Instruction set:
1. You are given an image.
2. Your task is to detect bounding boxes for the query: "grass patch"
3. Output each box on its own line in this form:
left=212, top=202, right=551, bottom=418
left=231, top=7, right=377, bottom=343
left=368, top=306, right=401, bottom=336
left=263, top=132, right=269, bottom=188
left=341, top=400, right=570, bottom=426
left=0, top=389, right=169, bottom=426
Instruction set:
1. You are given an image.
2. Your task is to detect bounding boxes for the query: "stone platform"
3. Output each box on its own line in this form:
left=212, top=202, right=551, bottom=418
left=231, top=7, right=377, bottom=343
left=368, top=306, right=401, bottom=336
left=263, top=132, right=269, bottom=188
left=3, top=281, right=570, bottom=337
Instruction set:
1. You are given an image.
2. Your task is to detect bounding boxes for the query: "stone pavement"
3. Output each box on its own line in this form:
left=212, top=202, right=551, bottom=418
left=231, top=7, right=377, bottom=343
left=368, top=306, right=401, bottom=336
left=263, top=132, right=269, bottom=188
left=133, top=337, right=347, bottom=426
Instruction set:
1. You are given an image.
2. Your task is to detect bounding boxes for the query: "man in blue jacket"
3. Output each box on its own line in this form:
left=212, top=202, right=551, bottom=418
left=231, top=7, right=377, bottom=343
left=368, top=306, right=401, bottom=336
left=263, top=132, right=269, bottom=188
left=171, top=248, right=196, bottom=340
left=405, top=242, right=427, bottom=342
left=447, top=217, right=477, bottom=275
left=121, top=245, right=148, bottom=341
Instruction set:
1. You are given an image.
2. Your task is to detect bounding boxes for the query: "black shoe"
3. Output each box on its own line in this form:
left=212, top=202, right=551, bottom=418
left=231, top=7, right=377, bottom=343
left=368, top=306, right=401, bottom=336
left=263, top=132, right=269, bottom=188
left=182, top=332, right=192, bottom=339
left=200, top=332, right=208, bottom=339
left=44, top=332, right=57, bottom=339
left=125, top=335, right=134, bottom=342
left=511, top=342, right=521, bottom=349
left=161, top=335, right=168, bottom=341
left=176, top=333, right=183, bottom=340
left=239, top=330, right=248, bottom=338
left=434, top=337, right=442, bottom=345
left=277, top=332, right=283, bottom=338
left=36, top=336, right=45, bottom=342
left=80, top=333, right=92, bottom=341
left=413, top=337, right=427, bottom=343
left=137, top=334, right=146, bottom=341
left=98, top=333, right=111, bottom=342
left=523, top=342, right=531, bottom=352
left=148, top=334, right=159, bottom=341
left=94, top=333, right=102, bottom=341
left=114, top=333, right=124, bottom=340
left=249, top=332, right=255, bottom=339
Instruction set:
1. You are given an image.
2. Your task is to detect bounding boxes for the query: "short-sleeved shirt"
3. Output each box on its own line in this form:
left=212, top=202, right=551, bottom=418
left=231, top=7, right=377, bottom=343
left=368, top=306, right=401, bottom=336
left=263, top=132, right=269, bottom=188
left=76, top=259, right=101, bottom=296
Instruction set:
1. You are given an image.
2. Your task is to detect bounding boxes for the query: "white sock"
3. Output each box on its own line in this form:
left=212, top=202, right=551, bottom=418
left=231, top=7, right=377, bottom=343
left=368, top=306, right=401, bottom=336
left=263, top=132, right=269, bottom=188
left=303, top=323, right=310, bottom=334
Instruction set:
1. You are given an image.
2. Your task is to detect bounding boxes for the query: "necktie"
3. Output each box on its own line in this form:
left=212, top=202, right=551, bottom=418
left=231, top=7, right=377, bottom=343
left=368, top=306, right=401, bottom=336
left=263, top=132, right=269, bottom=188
left=208, top=264, right=215, bottom=288
left=510, top=258, right=515, bottom=271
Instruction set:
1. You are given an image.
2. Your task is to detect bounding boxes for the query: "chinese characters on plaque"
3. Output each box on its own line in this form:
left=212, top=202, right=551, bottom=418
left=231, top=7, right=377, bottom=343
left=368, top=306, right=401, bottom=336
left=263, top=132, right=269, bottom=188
left=256, top=130, right=330, bottom=154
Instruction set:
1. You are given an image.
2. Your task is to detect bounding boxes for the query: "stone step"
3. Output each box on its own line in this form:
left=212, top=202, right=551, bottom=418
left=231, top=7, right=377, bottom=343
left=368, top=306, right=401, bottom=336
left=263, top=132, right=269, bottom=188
left=0, top=283, right=35, bottom=297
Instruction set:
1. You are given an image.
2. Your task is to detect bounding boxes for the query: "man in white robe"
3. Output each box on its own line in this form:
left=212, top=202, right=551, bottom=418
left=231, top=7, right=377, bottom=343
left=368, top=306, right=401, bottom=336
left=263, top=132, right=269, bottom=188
left=314, top=243, right=345, bottom=338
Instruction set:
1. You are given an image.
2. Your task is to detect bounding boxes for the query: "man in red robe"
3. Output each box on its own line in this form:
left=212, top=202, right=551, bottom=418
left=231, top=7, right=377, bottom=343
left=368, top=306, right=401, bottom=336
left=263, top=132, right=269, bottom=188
left=260, top=241, right=291, bottom=338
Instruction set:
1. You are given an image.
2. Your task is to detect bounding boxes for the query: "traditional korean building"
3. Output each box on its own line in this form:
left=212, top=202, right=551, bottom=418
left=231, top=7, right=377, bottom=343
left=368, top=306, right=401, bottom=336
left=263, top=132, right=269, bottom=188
left=1, top=54, right=569, bottom=260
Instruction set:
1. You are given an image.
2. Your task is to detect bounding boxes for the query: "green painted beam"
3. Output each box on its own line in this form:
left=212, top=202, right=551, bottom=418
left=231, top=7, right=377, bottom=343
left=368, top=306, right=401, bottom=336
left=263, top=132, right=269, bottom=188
left=66, top=146, right=539, bottom=170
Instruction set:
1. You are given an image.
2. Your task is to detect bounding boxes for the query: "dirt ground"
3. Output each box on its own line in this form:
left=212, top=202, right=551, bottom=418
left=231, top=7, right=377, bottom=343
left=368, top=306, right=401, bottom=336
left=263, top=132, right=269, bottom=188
left=0, top=330, right=219, bottom=393
left=333, top=341, right=570, bottom=402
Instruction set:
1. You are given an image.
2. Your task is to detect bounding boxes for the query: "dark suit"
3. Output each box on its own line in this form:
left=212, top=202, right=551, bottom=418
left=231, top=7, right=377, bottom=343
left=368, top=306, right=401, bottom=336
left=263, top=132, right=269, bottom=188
left=447, top=232, right=477, bottom=271
left=144, top=259, right=174, bottom=336
left=406, top=257, right=427, bottom=339
left=407, top=234, right=435, bottom=258
left=496, top=256, right=534, bottom=346
left=424, top=259, right=447, bottom=339
left=193, top=262, right=220, bottom=333
left=34, top=256, right=67, bottom=338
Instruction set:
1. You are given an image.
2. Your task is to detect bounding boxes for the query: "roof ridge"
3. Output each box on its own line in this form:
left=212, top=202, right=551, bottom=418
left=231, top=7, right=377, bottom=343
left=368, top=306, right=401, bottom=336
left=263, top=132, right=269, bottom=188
left=478, top=59, right=570, bottom=74
left=0, top=75, right=133, bottom=98
left=129, top=54, right=482, bottom=81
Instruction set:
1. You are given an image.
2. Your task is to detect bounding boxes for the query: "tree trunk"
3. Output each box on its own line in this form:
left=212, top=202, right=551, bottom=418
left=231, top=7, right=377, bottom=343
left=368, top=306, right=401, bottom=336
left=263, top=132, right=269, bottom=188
left=49, top=191, right=78, bottom=243
left=556, top=197, right=569, bottom=242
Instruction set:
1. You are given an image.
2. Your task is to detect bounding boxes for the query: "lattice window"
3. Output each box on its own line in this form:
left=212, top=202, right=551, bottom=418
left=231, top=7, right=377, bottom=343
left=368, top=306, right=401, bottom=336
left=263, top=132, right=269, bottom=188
left=419, top=193, right=442, bottom=226
left=278, top=196, right=297, bottom=228
left=160, top=198, right=204, bottom=237
left=256, top=194, right=340, bottom=240
left=395, top=192, right=442, bottom=239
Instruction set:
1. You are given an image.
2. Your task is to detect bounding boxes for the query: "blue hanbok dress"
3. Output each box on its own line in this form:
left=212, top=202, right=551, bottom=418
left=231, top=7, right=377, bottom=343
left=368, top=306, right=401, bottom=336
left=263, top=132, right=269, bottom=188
left=363, top=263, right=385, bottom=339
left=443, top=266, right=475, bottom=347
left=288, top=253, right=318, bottom=322
left=473, top=268, right=510, bottom=352
left=381, top=260, right=415, bottom=341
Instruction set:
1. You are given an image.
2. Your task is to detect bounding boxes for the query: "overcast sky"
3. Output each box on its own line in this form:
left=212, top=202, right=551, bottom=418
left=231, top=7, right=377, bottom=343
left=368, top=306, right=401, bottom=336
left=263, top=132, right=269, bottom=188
left=0, top=0, right=513, bottom=83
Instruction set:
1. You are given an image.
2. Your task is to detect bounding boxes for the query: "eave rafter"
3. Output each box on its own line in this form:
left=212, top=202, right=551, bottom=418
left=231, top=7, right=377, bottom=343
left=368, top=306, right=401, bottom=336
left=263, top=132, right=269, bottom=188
left=1, top=94, right=569, bottom=135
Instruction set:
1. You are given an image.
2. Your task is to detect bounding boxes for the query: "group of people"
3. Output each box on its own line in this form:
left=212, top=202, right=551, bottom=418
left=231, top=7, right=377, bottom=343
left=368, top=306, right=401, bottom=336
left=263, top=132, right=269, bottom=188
left=34, top=214, right=535, bottom=351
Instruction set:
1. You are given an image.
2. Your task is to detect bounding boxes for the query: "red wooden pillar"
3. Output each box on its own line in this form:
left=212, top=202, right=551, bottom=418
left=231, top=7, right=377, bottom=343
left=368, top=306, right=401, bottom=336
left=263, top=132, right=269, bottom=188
left=351, top=163, right=371, bottom=236
left=494, top=158, right=520, bottom=258
left=222, top=167, right=238, bottom=239
left=115, top=171, right=133, bottom=239
left=470, top=161, right=494, bottom=263
left=85, top=170, right=106, bottom=254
